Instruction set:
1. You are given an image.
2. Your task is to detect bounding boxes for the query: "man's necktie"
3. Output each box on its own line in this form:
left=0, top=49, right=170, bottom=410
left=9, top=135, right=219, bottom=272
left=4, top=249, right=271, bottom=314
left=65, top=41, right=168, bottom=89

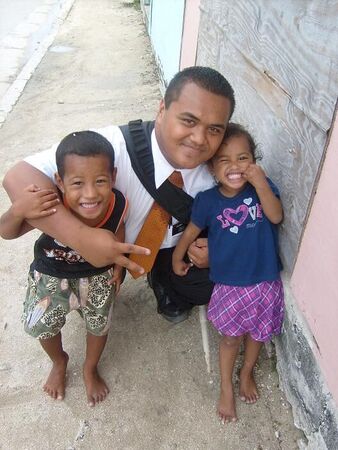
left=128, top=171, right=184, bottom=279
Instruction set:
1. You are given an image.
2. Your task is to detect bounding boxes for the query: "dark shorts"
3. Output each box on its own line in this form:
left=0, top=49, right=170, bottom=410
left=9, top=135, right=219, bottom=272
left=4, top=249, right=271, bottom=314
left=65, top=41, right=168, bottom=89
left=23, top=270, right=116, bottom=339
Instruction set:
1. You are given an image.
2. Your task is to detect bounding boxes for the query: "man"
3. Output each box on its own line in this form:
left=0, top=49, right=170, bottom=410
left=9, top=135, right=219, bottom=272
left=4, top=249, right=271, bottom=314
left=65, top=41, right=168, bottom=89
left=3, top=66, right=235, bottom=323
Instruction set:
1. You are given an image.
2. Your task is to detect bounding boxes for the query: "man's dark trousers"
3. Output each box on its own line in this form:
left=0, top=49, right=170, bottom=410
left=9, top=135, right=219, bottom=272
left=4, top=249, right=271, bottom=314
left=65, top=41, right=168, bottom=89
left=149, top=248, right=214, bottom=321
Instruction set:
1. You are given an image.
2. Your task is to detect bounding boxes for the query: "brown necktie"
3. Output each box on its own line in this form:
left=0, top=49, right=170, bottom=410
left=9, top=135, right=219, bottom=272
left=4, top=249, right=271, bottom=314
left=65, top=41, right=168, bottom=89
left=128, top=171, right=184, bottom=279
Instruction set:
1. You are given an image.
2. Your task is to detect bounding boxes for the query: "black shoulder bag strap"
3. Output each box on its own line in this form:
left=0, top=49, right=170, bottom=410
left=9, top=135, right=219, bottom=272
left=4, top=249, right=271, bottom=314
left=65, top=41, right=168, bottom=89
left=119, top=119, right=193, bottom=224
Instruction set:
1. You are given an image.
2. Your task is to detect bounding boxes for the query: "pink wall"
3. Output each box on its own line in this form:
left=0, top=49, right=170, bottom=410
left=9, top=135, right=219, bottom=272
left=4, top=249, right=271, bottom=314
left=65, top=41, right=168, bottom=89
left=291, top=112, right=338, bottom=403
left=180, top=0, right=200, bottom=69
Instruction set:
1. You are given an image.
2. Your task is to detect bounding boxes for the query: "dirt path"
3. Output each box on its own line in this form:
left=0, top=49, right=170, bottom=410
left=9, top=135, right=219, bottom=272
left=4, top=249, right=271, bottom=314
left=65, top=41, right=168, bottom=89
left=0, top=1, right=303, bottom=448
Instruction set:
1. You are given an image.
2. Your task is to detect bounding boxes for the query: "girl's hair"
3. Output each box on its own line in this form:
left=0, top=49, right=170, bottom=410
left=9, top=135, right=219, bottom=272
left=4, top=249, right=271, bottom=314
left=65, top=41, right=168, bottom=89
left=56, top=130, right=115, bottom=179
left=221, top=122, right=261, bottom=162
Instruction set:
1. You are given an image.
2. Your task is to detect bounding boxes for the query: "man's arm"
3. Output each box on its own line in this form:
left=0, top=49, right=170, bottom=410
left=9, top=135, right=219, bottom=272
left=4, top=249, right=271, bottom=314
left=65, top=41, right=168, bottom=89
left=0, top=184, right=59, bottom=239
left=3, top=161, right=150, bottom=273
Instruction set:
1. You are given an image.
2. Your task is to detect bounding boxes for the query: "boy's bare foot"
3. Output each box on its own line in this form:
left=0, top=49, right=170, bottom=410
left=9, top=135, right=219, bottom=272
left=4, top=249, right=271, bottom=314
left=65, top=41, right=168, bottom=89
left=239, top=368, right=259, bottom=403
left=83, top=365, right=109, bottom=407
left=218, top=383, right=238, bottom=423
left=43, top=351, right=69, bottom=400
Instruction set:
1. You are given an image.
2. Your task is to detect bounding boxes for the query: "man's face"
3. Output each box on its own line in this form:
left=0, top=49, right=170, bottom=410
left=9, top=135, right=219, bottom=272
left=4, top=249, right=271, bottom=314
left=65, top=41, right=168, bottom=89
left=155, top=82, right=232, bottom=169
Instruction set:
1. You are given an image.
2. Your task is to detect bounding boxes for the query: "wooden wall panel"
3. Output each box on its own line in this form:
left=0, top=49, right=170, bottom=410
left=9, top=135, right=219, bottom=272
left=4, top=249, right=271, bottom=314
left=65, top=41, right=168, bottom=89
left=200, top=0, right=338, bottom=130
left=197, top=0, right=337, bottom=270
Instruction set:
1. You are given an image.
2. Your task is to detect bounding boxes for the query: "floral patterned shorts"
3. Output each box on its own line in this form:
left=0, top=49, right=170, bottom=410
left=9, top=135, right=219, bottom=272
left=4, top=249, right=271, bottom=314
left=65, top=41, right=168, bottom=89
left=23, top=270, right=116, bottom=339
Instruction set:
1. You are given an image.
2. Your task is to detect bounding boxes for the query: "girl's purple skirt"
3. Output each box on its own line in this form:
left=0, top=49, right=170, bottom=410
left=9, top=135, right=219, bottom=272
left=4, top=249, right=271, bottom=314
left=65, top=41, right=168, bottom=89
left=207, top=280, right=284, bottom=342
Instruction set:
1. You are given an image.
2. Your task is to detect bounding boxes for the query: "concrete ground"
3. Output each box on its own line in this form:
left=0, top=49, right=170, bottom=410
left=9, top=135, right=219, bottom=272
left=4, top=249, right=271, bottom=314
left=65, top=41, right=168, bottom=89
left=0, top=0, right=75, bottom=124
left=0, top=0, right=304, bottom=448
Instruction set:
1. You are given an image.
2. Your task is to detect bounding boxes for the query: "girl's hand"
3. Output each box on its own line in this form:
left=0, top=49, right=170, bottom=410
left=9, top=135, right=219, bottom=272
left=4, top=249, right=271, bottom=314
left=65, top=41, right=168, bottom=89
left=172, top=259, right=193, bottom=276
left=244, top=164, right=283, bottom=224
left=12, top=184, right=59, bottom=220
left=108, top=265, right=123, bottom=295
left=243, top=164, right=269, bottom=190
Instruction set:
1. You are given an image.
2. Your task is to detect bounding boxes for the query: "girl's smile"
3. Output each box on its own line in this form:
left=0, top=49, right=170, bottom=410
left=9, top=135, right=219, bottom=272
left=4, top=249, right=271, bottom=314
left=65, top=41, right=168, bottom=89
left=211, top=134, right=254, bottom=197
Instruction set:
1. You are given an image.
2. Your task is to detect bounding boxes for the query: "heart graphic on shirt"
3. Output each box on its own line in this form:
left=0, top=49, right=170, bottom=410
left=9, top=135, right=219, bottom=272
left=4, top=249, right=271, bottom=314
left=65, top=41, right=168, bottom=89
left=243, top=197, right=252, bottom=206
left=230, top=226, right=238, bottom=234
left=223, top=205, right=248, bottom=226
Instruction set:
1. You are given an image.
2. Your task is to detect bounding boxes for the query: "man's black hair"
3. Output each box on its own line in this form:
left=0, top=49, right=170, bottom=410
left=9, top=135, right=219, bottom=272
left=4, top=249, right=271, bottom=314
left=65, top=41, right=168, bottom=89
left=56, top=130, right=115, bottom=179
left=164, top=66, right=235, bottom=118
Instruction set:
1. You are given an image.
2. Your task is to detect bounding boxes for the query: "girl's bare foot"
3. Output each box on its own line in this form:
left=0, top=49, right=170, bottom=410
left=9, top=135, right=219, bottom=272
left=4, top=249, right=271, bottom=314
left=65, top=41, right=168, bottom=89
left=43, top=351, right=69, bottom=400
left=218, top=383, right=238, bottom=423
left=239, top=368, right=259, bottom=403
left=83, top=365, right=109, bottom=407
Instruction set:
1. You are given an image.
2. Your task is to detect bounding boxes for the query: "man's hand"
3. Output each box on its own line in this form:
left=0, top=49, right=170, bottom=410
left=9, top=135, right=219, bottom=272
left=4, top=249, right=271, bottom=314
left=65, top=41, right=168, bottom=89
left=11, top=184, right=59, bottom=220
left=187, top=237, right=209, bottom=269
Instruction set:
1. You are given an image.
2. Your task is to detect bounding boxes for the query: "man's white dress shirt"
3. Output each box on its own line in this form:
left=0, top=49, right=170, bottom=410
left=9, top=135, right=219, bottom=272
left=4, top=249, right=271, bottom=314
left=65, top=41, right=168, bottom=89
left=25, top=125, right=215, bottom=247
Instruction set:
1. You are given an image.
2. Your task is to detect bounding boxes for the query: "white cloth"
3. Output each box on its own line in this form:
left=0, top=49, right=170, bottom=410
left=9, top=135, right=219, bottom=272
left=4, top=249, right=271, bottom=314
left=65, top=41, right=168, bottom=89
left=24, top=125, right=215, bottom=247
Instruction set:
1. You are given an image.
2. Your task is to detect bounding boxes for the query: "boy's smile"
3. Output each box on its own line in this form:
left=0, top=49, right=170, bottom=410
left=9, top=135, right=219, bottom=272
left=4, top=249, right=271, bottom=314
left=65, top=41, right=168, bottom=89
left=55, top=154, right=115, bottom=227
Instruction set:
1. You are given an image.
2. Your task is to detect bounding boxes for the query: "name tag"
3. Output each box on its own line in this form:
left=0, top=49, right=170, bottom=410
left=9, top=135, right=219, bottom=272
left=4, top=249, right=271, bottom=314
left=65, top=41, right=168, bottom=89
left=172, top=222, right=186, bottom=236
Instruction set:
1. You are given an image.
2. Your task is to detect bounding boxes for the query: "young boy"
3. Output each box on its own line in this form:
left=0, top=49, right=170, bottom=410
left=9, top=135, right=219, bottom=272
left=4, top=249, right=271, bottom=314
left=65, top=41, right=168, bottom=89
left=0, top=130, right=127, bottom=407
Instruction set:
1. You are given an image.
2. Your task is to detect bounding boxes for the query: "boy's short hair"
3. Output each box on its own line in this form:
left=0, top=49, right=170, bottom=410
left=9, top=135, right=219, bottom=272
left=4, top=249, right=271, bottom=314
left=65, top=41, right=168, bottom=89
left=56, top=130, right=115, bottom=179
left=164, top=66, right=235, bottom=118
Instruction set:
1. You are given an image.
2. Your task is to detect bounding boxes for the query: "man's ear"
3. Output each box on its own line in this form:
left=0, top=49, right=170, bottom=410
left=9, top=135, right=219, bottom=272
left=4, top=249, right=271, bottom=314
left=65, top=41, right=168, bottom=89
left=54, top=173, right=64, bottom=193
left=111, top=168, right=117, bottom=185
left=156, top=98, right=165, bottom=121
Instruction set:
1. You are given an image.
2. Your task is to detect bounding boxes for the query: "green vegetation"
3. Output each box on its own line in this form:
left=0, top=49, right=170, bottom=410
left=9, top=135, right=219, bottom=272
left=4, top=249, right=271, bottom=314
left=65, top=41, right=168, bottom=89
left=122, top=0, right=140, bottom=10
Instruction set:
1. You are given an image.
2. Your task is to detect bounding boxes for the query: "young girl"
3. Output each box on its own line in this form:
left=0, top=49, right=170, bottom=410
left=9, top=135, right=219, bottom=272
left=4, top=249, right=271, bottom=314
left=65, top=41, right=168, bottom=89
left=172, top=123, right=284, bottom=423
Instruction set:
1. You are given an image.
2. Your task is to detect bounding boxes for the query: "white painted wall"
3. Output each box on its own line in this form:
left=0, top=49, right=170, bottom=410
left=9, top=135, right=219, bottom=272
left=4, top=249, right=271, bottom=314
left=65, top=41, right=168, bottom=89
left=149, top=0, right=185, bottom=85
